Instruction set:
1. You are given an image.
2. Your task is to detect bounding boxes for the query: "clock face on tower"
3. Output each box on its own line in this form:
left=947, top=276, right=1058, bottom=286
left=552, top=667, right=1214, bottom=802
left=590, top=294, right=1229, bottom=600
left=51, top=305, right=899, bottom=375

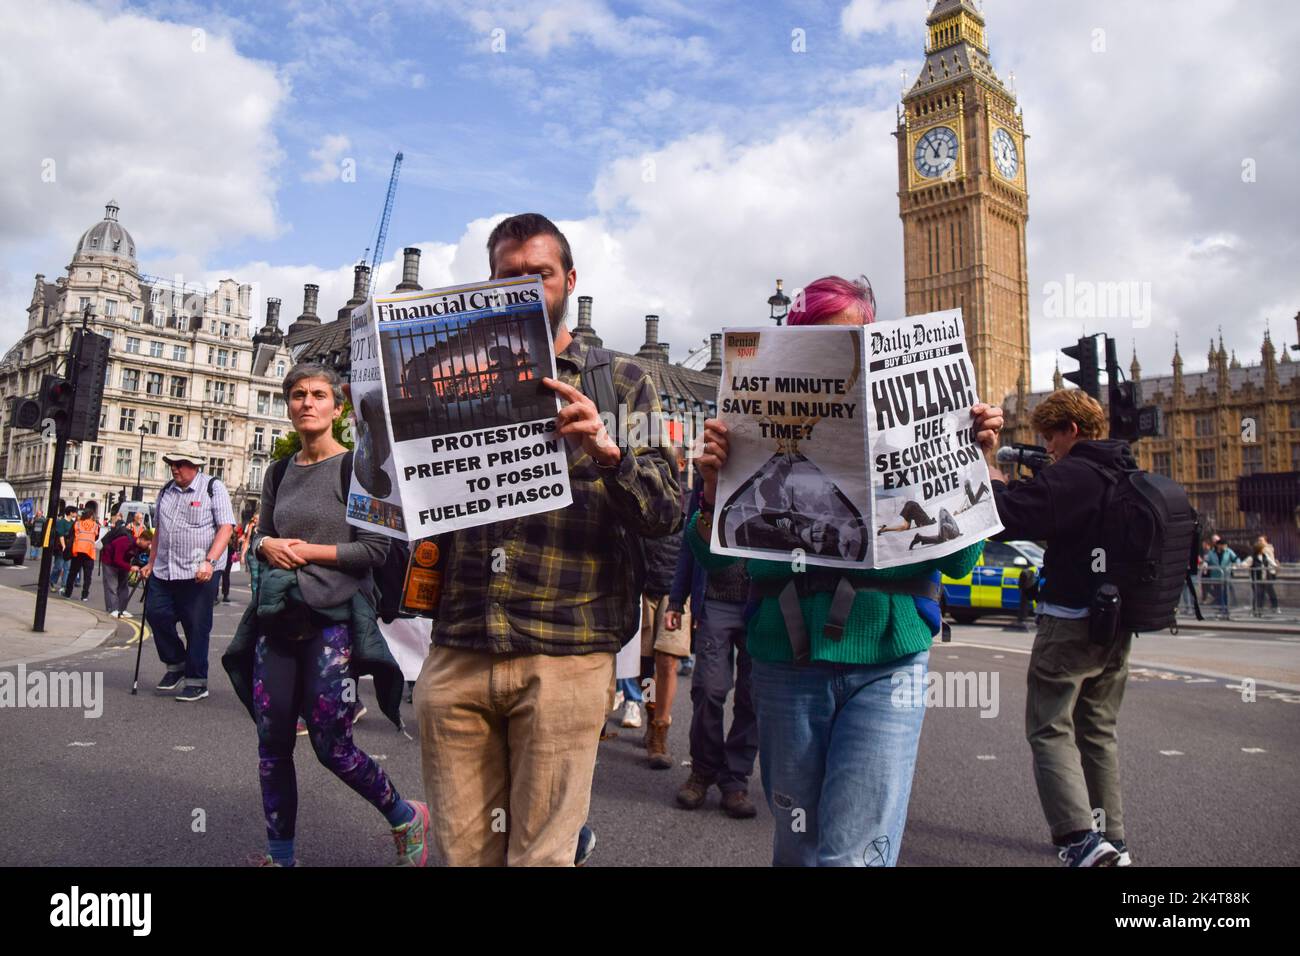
left=913, top=126, right=959, bottom=179
left=992, top=127, right=1019, bottom=179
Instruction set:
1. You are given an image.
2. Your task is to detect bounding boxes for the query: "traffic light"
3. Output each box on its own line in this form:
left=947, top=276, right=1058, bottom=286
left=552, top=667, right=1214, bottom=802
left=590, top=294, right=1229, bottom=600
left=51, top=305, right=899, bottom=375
left=6, top=394, right=43, bottom=431
left=38, top=374, right=74, bottom=436
left=68, top=330, right=110, bottom=443
left=1061, top=336, right=1100, bottom=400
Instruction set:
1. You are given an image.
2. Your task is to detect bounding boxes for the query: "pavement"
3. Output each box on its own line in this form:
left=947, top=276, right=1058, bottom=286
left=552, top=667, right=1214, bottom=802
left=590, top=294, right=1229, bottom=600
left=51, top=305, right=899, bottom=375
left=0, top=582, right=119, bottom=669
left=1, top=559, right=1297, bottom=867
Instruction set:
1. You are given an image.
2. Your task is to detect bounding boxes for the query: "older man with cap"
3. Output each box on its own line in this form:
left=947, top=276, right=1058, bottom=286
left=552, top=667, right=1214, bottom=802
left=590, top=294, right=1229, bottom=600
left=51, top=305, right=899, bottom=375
left=141, top=440, right=235, bottom=702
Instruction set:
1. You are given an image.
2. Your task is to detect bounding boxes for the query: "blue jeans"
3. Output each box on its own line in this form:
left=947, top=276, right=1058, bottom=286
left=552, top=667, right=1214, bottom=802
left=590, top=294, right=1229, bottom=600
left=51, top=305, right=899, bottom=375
left=751, top=649, right=929, bottom=867
left=617, top=677, right=643, bottom=703
left=50, top=553, right=69, bottom=588
left=146, top=576, right=218, bottom=686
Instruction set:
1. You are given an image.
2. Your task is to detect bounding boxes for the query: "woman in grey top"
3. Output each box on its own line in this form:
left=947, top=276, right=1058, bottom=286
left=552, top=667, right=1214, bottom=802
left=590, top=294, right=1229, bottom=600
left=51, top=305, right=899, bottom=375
left=247, top=362, right=428, bottom=866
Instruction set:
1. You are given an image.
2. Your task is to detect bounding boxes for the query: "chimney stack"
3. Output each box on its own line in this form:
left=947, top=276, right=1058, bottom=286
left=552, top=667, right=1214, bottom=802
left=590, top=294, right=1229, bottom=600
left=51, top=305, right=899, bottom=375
left=338, top=264, right=370, bottom=319
left=397, top=247, right=422, bottom=291
left=572, top=295, right=603, bottom=347
left=637, top=315, right=662, bottom=362
left=255, top=296, right=286, bottom=346
left=704, top=332, right=722, bottom=375
left=287, top=283, right=322, bottom=338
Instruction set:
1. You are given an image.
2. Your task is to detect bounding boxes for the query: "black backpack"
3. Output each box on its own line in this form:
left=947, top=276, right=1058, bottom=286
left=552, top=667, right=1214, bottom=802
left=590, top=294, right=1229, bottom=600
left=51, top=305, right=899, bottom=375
left=1083, top=460, right=1202, bottom=632
left=270, top=451, right=410, bottom=624
left=580, top=347, right=655, bottom=645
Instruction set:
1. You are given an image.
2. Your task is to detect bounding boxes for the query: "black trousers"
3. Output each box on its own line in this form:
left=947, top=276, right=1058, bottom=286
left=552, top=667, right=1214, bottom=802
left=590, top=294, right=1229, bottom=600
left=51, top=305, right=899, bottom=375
left=63, top=555, right=94, bottom=599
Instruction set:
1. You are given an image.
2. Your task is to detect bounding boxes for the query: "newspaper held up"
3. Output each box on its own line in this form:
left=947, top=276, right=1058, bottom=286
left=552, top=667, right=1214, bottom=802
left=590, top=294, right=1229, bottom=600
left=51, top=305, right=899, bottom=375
left=345, top=276, right=572, bottom=540
left=710, top=309, right=1001, bottom=570
left=867, top=309, right=1001, bottom=569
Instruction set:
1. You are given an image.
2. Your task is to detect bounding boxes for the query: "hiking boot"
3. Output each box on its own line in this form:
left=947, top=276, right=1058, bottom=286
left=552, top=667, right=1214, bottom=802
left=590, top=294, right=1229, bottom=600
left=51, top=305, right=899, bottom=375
left=392, top=800, right=430, bottom=867
left=641, top=700, right=656, bottom=748
left=676, top=772, right=715, bottom=810
left=720, top=789, right=758, bottom=819
left=1057, top=831, right=1119, bottom=867
left=646, top=719, right=672, bottom=769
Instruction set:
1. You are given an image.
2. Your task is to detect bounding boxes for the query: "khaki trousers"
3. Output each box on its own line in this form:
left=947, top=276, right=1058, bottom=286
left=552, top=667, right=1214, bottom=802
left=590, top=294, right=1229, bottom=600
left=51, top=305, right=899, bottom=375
left=415, top=644, right=614, bottom=866
left=1025, top=615, right=1132, bottom=844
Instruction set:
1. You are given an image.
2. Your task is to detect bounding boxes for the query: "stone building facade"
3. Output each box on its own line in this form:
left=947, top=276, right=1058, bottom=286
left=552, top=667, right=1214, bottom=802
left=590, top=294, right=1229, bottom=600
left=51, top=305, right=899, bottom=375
left=1003, top=323, right=1300, bottom=559
left=0, top=201, right=295, bottom=519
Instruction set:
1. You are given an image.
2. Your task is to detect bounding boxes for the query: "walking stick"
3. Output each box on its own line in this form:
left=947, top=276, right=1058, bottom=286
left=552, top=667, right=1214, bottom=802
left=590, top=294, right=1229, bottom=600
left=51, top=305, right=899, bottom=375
left=131, top=575, right=150, bottom=695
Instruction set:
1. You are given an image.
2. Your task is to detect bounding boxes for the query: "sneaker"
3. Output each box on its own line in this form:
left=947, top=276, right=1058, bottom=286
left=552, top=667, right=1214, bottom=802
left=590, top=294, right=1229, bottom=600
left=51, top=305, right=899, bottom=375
left=678, top=657, right=694, bottom=677
left=574, top=825, right=597, bottom=866
left=1057, top=830, right=1119, bottom=867
left=250, top=853, right=296, bottom=867
left=109, top=610, right=120, bottom=618
left=676, top=772, right=715, bottom=810
left=612, top=689, right=625, bottom=713
left=296, top=717, right=308, bottom=736
left=155, top=670, right=185, bottom=693
left=646, top=719, right=673, bottom=770
left=392, top=800, right=430, bottom=867
left=81, top=596, right=90, bottom=603
left=120, top=610, right=134, bottom=619
left=175, top=685, right=209, bottom=702
left=1109, top=838, right=1132, bottom=867
left=720, top=789, right=758, bottom=819
left=619, top=700, right=642, bottom=728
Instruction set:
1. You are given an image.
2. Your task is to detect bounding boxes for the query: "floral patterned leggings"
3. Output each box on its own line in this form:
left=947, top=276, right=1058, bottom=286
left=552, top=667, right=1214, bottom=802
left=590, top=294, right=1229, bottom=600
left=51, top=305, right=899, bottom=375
left=253, top=623, right=402, bottom=841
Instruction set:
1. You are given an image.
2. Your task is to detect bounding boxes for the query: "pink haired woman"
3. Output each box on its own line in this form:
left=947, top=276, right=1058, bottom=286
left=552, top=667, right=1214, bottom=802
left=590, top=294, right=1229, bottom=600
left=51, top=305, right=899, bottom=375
left=688, top=276, right=1003, bottom=866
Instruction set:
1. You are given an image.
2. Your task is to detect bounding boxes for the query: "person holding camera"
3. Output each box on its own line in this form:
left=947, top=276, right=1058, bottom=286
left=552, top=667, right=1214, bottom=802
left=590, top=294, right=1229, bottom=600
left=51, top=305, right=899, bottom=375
left=988, top=389, right=1134, bottom=867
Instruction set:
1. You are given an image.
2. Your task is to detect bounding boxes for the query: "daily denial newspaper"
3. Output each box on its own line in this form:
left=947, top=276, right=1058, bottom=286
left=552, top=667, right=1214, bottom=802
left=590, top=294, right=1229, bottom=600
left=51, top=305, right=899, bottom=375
left=345, top=276, right=572, bottom=540
left=711, top=310, right=1001, bottom=570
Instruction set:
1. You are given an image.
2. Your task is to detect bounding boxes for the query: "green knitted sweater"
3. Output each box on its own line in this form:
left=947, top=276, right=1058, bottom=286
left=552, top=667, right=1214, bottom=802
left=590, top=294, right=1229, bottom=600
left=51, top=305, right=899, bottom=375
left=686, top=510, right=983, bottom=665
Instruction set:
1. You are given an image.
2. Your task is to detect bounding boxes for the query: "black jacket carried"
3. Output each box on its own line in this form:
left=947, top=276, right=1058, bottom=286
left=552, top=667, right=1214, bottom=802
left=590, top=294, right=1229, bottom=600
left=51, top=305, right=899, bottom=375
left=643, top=531, right=682, bottom=597
left=221, top=556, right=405, bottom=730
left=993, top=439, right=1137, bottom=610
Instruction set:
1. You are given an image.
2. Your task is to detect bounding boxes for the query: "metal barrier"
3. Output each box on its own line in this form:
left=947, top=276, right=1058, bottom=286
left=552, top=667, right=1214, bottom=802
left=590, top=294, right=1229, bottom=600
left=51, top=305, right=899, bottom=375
left=1179, top=567, right=1300, bottom=623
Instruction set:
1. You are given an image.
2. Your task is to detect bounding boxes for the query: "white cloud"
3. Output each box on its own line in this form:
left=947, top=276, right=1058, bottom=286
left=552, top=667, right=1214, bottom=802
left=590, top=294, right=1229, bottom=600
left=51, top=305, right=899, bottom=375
left=0, top=0, right=286, bottom=343
left=302, top=134, right=353, bottom=184
left=434, top=0, right=712, bottom=63
left=841, top=0, right=925, bottom=39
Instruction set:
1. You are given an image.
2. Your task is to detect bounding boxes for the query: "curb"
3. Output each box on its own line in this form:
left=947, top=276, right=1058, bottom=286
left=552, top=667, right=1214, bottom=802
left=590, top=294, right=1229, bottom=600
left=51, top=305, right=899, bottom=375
left=0, top=583, right=125, bottom=669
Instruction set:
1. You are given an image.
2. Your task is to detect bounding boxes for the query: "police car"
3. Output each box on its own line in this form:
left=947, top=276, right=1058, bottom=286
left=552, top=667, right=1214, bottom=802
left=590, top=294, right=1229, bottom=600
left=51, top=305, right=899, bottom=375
left=942, top=539, right=1043, bottom=624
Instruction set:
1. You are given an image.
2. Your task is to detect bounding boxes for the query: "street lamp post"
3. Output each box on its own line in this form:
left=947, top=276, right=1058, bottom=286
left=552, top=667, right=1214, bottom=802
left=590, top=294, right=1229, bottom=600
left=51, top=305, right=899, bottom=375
left=134, top=423, right=147, bottom=500
left=768, top=278, right=791, bottom=325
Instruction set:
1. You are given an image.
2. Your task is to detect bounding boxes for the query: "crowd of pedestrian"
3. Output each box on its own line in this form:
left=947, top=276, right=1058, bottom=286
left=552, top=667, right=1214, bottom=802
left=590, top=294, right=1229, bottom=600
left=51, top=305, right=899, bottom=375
left=28, top=212, right=1279, bottom=870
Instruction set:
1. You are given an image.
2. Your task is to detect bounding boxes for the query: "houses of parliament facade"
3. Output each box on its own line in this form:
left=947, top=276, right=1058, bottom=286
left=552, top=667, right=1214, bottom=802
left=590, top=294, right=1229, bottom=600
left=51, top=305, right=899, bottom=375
left=896, top=1, right=1299, bottom=557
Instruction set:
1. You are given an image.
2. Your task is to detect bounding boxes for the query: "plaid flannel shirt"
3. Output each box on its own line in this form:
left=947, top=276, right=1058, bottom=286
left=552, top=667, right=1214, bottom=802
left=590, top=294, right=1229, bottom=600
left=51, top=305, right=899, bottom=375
left=433, top=335, right=683, bottom=656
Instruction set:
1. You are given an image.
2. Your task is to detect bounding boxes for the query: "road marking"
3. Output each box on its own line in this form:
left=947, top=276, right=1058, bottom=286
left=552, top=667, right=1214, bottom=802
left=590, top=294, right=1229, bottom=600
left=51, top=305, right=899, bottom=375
left=976, top=755, right=996, bottom=760
left=1241, top=747, right=1266, bottom=753
left=946, top=655, right=959, bottom=659
left=173, top=746, right=195, bottom=752
left=68, top=741, right=96, bottom=747
left=993, top=654, right=1005, bottom=659
left=1159, top=750, right=1184, bottom=756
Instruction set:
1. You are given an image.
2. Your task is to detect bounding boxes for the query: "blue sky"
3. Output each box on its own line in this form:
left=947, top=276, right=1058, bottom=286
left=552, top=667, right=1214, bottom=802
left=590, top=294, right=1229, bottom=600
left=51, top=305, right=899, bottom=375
left=3, top=0, right=1299, bottom=392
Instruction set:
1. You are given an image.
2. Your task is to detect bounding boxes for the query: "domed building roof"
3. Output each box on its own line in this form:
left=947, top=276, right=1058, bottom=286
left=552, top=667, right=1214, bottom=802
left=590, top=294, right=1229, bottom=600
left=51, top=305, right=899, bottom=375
left=74, top=200, right=136, bottom=262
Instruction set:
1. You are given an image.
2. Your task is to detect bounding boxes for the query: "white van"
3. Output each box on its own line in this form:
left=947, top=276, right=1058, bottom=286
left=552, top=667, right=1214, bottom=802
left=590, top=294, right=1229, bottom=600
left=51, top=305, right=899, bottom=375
left=0, top=480, right=29, bottom=565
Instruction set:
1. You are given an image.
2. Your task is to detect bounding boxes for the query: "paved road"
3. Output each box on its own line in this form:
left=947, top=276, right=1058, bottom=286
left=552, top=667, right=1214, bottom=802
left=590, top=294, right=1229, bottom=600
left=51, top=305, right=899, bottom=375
left=1, top=562, right=1296, bottom=866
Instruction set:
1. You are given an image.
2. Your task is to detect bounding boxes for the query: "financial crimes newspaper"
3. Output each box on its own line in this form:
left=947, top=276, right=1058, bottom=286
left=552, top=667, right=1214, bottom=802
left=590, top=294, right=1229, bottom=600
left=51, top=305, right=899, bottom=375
left=711, top=309, right=1001, bottom=570
left=345, top=276, right=572, bottom=541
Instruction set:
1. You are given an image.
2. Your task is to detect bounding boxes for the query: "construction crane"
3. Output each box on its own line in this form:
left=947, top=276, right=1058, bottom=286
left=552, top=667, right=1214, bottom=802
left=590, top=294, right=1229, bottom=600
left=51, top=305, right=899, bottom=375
left=366, top=151, right=403, bottom=297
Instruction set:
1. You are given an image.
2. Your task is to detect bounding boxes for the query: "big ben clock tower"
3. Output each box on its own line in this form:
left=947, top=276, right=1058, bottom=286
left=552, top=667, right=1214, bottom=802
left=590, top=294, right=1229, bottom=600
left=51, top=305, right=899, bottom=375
left=896, top=0, right=1030, bottom=408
